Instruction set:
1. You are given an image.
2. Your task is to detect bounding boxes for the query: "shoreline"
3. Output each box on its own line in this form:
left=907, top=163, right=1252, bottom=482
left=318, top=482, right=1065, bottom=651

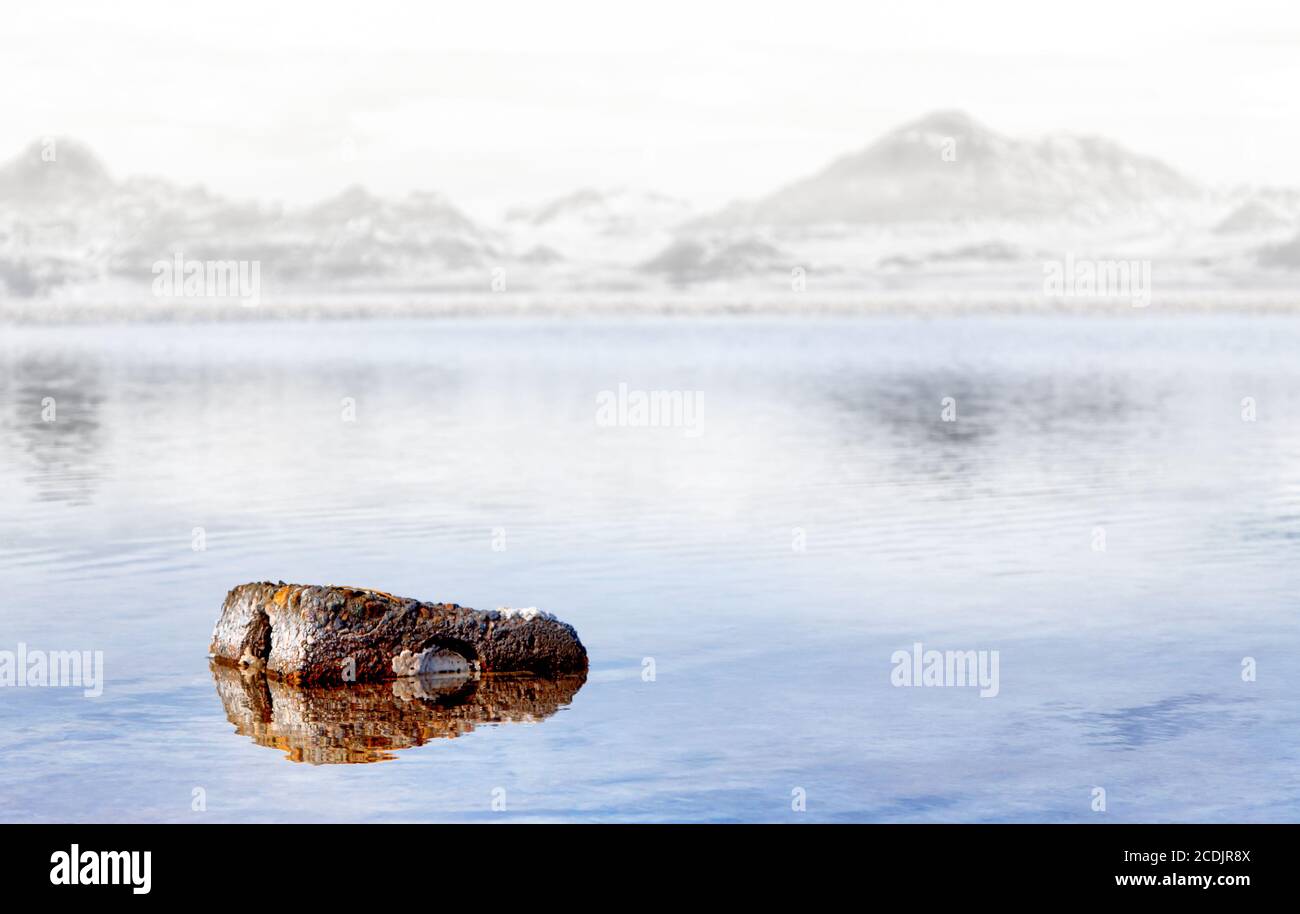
left=6, top=288, right=1300, bottom=323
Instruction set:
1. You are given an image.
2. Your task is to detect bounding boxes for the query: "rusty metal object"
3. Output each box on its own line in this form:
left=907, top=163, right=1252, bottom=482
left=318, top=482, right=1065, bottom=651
left=209, top=582, right=587, bottom=686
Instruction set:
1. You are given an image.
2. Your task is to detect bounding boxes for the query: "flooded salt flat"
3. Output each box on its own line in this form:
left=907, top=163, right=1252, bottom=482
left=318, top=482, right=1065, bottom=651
left=1, top=314, right=1298, bottom=822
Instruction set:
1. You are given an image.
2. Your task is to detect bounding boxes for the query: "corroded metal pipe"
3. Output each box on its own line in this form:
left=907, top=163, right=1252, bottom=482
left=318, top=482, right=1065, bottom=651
left=209, top=582, right=588, bottom=686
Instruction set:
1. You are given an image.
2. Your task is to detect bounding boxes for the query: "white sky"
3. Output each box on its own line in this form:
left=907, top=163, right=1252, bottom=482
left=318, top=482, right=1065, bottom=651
left=5, top=0, right=1299, bottom=218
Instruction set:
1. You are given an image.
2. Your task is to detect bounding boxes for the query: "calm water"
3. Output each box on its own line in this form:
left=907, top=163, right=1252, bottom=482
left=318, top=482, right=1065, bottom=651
left=1, top=314, right=1298, bottom=822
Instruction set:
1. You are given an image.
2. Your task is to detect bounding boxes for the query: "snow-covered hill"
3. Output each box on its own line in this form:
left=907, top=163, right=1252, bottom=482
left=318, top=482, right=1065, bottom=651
left=3, top=114, right=1300, bottom=311
left=0, top=139, right=498, bottom=298
left=697, top=110, right=1202, bottom=229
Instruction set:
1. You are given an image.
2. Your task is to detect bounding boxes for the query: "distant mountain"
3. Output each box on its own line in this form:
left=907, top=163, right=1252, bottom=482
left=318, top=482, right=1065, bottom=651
left=1214, top=196, right=1293, bottom=235
left=0, top=139, right=493, bottom=296
left=640, top=236, right=790, bottom=285
left=4, top=119, right=1300, bottom=305
left=0, top=137, right=114, bottom=206
left=700, top=110, right=1201, bottom=229
left=499, top=187, right=695, bottom=279
left=304, top=185, right=479, bottom=236
left=506, top=187, right=692, bottom=235
left=1258, top=232, right=1300, bottom=269
left=281, top=184, right=490, bottom=277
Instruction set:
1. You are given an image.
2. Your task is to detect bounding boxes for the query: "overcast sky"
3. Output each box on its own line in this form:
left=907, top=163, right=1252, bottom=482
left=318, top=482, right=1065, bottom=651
left=6, top=0, right=1299, bottom=217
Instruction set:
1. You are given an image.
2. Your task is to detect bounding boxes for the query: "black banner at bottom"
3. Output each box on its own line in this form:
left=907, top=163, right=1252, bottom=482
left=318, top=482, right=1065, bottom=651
left=1, top=824, right=1280, bottom=897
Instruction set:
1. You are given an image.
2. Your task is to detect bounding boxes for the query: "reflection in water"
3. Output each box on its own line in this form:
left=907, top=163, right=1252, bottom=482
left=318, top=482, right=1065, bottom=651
left=822, top=369, right=1147, bottom=484
left=1088, top=693, right=1238, bottom=751
left=211, top=661, right=586, bottom=764
left=3, top=353, right=105, bottom=505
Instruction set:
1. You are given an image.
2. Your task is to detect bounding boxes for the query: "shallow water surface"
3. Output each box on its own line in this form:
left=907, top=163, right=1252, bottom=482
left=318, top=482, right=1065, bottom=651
left=1, top=315, right=1298, bottom=822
